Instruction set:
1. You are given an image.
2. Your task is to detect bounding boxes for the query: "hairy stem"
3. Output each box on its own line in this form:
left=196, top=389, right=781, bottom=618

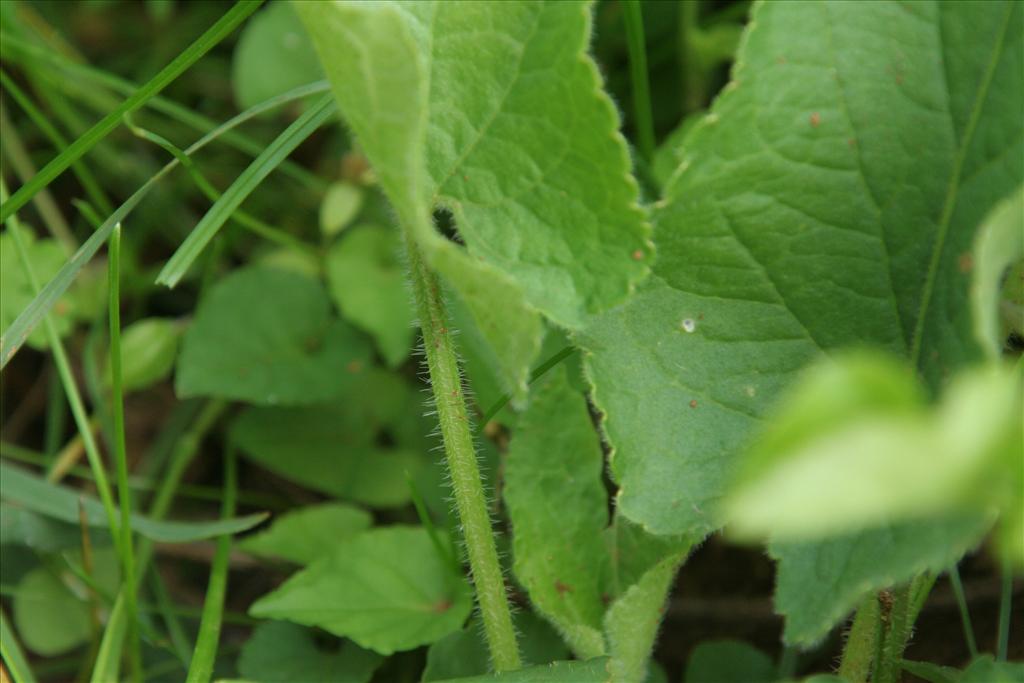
left=403, top=234, right=521, bottom=672
left=875, top=583, right=915, bottom=683
left=839, top=593, right=881, bottom=683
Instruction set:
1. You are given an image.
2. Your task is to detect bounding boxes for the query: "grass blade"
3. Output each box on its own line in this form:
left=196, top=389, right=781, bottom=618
left=0, top=462, right=266, bottom=542
left=0, top=31, right=328, bottom=191
left=0, top=67, right=114, bottom=217
left=156, top=93, right=336, bottom=287
left=0, top=0, right=261, bottom=222
left=107, top=224, right=143, bottom=682
left=0, top=80, right=327, bottom=369
left=623, top=0, right=655, bottom=163
left=0, top=608, right=37, bottom=683
left=185, top=449, right=238, bottom=683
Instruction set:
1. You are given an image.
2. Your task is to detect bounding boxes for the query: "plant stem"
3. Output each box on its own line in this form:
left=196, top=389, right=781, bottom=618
left=839, top=593, right=881, bottom=683
left=948, top=564, right=978, bottom=658
left=622, top=0, right=656, bottom=163
left=107, top=224, right=143, bottom=683
left=403, top=233, right=521, bottom=672
left=996, top=554, right=1012, bottom=661
left=476, top=345, right=576, bottom=430
left=875, top=584, right=914, bottom=683
left=0, top=180, right=121, bottom=549
left=185, top=448, right=237, bottom=683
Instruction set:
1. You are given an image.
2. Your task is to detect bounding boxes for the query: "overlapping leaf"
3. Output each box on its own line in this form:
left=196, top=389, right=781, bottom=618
left=249, top=526, right=472, bottom=655
left=295, top=0, right=650, bottom=399
left=579, top=0, right=1023, bottom=644
left=176, top=267, right=371, bottom=405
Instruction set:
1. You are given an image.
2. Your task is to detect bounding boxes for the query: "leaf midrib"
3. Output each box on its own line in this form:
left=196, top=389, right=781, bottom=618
left=908, top=1, right=1015, bottom=367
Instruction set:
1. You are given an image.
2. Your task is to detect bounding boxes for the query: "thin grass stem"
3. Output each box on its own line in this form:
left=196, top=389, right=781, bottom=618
left=947, top=564, right=978, bottom=658
left=996, top=555, right=1012, bottom=661
left=1, top=80, right=329, bottom=369
left=185, top=448, right=237, bottom=683
left=157, top=93, right=336, bottom=287
left=477, top=345, right=577, bottom=429
left=0, top=179, right=122, bottom=556
left=623, top=0, right=656, bottom=163
left=107, top=224, right=143, bottom=683
left=0, top=31, right=329, bottom=191
left=0, top=607, right=37, bottom=683
left=0, top=0, right=261, bottom=221
left=0, top=68, right=114, bottom=217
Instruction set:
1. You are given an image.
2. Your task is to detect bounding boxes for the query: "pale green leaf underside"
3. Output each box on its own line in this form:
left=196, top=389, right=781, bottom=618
left=581, top=0, right=1023, bottom=533
left=771, top=515, right=992, bottom=645
left=504, top=367, right=609, bottom=659
left=325, top=224, right=415, bottom=367
left=296, top=0, right=650, bottom=398
left=249, top=526, right=472, bottom=655
left=604, top=553, right=685, bottom=683
left=971, top=185, right=1023, bottom=357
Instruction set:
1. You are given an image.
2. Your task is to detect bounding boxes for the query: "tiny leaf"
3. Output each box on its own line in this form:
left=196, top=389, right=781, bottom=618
left=249, top=526, right=472, bottom=654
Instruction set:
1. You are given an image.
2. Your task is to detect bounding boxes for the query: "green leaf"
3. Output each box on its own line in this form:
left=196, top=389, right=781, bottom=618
left=237, top=621, right=382, bottom=683
left=579, top=0, right=1024, bottom=539
left=12, top=549, right=119, bottom=656
left=13, top=567, right=93, bottom=656
left=325, top=225, right=415, bottom=367
left=727, top=354, right=1022, bottom=539
left=900, top=659, right=961, bottom=683
left=231, top=1, right=324, bottom=111
left=683, top=640, right=776, bottom=683
left=1, top=229, right=75, bottom=349
left=238, top=503, right=372, bottom=565
left=250, top=526, right=472, bottom=655
left=231, top=402, right=422, bottom=508
left=604, top=553, right=684, bottom=683
left=423, top=611, right=570, bottom=682
left=430, top=658, right=611, bottom=683
left=771, top=515, right=992, bottom=646
left=296, top=0, right=652, bottom=398
left=105, top=317, right=181, bottom=393
left=176, top=267, right=372, bottom=405
left=971, top=186, right=1024, bottom=357
left=320, top=182, right=365, bottom=238
left=0, top=463, right=266, bottom=543
left=959, top=655, right=1024, bottom=683
left=504, top=366, right=610, bottom=659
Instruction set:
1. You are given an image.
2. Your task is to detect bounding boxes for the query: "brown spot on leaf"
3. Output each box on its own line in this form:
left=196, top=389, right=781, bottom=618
left=346, top=360, right=363, bottom=373
left=847, top=138, right=857, bottom=147
left=958, top=253, right=973, bottom=273
left=632, top=249, right=644, bottom=261
left=432, top=599, right=452, bottom=613
left=555, top=580, right=573, bottom=595
left=689, top=399, right=698, bottom=409
left=810, top=112, right=821, bottom=128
